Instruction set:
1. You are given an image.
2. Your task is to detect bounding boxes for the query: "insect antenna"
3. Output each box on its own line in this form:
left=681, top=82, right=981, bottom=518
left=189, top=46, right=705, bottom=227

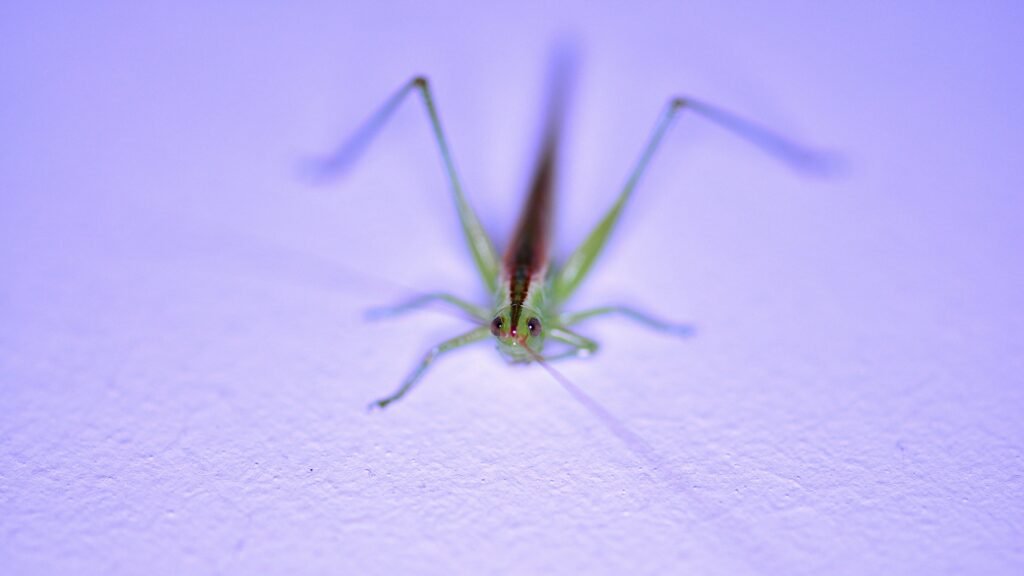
left=521, top=342, right=661, bottom=465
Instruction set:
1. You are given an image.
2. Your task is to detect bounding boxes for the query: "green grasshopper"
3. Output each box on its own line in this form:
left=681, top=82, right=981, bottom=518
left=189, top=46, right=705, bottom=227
left=317, top=70, right=822, bottom=409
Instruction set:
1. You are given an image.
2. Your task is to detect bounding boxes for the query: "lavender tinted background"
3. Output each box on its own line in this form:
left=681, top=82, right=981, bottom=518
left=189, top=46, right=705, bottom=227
left=2, top=1, right=1022, bottom=574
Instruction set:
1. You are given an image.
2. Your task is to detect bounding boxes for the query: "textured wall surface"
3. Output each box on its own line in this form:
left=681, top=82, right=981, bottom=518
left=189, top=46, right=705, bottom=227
left=2, top=2, right=1022, bottom=574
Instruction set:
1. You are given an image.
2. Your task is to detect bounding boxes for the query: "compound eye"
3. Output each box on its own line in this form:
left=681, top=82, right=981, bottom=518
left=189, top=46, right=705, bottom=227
left=527, top=317, right=541, bottom=337
left=490, top=317, right=504, bottom=336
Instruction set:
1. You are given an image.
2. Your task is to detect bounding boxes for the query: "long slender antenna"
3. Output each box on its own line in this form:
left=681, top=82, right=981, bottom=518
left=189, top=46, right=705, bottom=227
left=521, top=342, right=660, bottom=463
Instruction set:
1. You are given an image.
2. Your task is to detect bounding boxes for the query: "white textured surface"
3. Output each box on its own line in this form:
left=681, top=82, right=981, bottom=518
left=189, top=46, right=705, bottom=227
left=2, top=2, right=1022, bottom=574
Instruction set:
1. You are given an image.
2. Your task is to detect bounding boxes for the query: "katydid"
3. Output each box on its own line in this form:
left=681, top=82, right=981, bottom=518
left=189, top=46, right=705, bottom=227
left=316, top=73, right=823, bottom=409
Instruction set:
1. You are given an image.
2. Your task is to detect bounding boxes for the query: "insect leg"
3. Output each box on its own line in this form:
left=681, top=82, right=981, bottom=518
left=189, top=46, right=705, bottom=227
left=551, top=99, right=685, bottom=303
left=313, top=77, right=500, bottom=295
left=369, top=325, right=490, bottom=410
left=545, top=326, right=600, bottom=360
left=552, top=96, right=830, bottom=304
left=365, top=292, right=489, bottom=323
left=561, top=306, right=694, bottom=337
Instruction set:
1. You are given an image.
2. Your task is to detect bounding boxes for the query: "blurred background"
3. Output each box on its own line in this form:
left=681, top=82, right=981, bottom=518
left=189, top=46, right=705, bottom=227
left=2, top=2, right=1022, bottom=574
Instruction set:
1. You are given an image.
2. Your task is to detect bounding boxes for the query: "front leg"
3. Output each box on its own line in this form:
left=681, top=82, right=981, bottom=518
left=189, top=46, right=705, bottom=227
left=545, top=326, right=600, bottom=360
left=560, top=306, right=695, bottom=338
left=369, top=325, right=490, bottom=410
left=365, top=292, right=489, bottom=323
